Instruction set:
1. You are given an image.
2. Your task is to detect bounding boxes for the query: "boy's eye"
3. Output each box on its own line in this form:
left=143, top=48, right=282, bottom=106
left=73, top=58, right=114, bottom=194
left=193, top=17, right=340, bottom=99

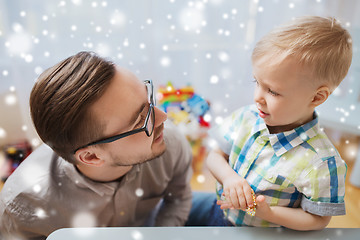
left=253, top=78, right=279, bottom=96
left=268, top=89, right=280, bottom=96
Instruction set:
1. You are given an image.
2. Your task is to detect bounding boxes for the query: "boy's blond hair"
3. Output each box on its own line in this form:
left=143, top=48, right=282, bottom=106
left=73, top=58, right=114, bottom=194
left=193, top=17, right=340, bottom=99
left=252, top=16, right=352, bottom=89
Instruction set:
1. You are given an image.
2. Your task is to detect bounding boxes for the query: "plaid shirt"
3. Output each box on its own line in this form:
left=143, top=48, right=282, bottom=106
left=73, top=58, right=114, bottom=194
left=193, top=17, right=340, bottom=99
left=210, top=104, right=347, bottom=227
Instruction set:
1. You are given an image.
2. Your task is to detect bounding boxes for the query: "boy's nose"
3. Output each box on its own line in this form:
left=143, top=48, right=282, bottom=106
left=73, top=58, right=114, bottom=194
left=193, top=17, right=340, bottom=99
left=154, top=106, right=167, bottom=127
left=254, top=87, right=265, bottom=105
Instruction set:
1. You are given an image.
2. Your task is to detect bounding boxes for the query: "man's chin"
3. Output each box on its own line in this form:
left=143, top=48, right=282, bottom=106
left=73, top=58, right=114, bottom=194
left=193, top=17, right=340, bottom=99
left=151, top=143, right=167, bottom=160
left=113, top=142, right=167, bottom=167
left=135, top=142, right=167, bottom=165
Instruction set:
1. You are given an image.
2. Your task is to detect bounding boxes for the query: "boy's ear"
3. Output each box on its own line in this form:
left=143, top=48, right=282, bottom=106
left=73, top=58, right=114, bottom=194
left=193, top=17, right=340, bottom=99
left=74, top=148, right=105, bottom=166
left=311, top=86, right=330, bottom=107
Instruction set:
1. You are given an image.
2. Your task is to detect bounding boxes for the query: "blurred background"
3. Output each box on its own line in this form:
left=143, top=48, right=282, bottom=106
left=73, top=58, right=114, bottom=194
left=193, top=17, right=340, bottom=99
left=0, top=0, right=359, bottom=227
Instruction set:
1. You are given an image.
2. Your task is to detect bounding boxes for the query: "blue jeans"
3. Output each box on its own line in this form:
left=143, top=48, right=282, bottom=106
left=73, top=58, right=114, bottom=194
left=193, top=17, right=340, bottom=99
left=185, top=192, right=233, bottom=226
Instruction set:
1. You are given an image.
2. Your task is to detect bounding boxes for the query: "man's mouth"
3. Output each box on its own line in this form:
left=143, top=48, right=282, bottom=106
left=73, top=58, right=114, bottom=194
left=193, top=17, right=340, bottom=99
left=154, top=132, right=163, bottom=142
left=153, top=124, right=164, bottom=142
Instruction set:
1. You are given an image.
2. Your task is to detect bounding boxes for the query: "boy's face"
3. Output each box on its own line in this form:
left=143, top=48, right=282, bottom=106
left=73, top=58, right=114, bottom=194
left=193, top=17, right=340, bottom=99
left=252, top=57, right=319, bottom=134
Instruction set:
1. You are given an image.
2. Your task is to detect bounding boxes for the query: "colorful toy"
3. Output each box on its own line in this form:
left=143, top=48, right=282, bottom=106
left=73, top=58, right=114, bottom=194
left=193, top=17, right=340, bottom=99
left=157, top=82, right=211, bottom=172
left=184, top=94, right=210, bottom=118
left=157, top=82, right=195, bottom=113
left=157, top=82, right=210, bottom=128
left=167, top=111, right=190, bottom=125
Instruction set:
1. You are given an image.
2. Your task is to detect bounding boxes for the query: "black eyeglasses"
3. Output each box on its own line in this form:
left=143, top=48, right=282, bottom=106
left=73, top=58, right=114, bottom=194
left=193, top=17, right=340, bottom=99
left=73, top=79, right=155, bottom=153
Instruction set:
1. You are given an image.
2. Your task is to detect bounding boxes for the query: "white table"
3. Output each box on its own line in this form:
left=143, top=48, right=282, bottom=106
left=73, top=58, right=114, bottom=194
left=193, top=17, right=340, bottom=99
left=46, top=227, right=360, bottom=240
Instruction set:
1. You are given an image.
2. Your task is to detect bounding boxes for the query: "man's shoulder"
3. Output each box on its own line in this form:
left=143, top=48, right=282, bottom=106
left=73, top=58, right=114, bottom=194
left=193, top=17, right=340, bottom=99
left=0, top=144, right=56, bottom=203
left=8, top=143, right=54, bottom=174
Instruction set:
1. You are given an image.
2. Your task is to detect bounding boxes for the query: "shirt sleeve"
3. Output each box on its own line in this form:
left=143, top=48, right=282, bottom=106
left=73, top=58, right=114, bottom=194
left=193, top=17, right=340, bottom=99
left=154, top=125, right=193, bottom=226
left=297, top=156, right=347, bottom=216
left=0, top=194, right=48, bottom=240
left=0, top=199, right=16, bottom=238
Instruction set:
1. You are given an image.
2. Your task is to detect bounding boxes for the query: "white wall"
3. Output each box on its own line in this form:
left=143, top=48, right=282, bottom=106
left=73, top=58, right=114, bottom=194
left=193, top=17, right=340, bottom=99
left=0, top=0, right=359, bottom=148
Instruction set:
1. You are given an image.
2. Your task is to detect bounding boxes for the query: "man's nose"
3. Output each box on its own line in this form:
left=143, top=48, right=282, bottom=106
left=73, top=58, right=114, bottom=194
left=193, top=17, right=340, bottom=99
left=154, top=106, right=167, bottom=127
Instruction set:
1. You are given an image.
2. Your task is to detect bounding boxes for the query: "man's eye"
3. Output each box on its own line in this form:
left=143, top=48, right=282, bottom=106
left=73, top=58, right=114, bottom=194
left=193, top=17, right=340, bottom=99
left=135, top=115, right=146, bottom=128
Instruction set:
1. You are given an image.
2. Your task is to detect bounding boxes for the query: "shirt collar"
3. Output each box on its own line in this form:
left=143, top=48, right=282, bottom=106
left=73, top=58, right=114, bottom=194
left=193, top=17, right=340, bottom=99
left=250, top=115, right=269, bottom=136
left=252, top=112, right=320, bottom=157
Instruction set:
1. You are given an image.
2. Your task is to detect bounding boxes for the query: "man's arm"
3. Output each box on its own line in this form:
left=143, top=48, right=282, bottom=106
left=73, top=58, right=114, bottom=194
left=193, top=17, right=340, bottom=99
left=0, top=197, right=47, bottom=239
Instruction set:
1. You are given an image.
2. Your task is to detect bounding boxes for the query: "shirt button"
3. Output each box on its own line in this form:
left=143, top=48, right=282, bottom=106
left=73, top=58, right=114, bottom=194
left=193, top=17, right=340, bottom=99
left=267, top=171, right=275, bottom=180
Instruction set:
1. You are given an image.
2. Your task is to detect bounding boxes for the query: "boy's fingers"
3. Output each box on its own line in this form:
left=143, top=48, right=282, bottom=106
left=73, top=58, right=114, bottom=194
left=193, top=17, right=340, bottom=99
left=243, top=185, right=255, bottom=208
left=256, top=195, right=266, bottom=204
left=217, top=200, right=233, bottom=209
left=229, top=188, right=240, bottom=209
left=220, top=204, right=232, bottom=209
left=235, top=189, right=247, bottom=210
left=254, top=195, right=266, bottom=208
left=223, top=188, right=230, bottom=198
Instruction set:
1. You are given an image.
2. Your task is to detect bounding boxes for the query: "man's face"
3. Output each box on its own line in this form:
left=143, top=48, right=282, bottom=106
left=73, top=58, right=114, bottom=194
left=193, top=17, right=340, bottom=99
left=252, top=57, right=318, bottom=134
left=90, top=68, right=168, bottom=167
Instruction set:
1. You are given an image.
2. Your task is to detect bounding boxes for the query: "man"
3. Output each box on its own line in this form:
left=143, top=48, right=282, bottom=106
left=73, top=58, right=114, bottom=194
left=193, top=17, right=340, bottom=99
left=0, top=51, right=193, bottom=239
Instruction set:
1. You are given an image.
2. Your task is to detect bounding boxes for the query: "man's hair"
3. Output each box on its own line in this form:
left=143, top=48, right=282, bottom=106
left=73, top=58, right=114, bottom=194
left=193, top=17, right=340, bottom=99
left=30, top=51, right=116, bottom=163
left=252, top=16, right=352, bottom=88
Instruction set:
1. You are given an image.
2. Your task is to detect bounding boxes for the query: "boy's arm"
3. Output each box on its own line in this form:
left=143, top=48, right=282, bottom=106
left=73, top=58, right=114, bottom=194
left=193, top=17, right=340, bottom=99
left=206, top=148, right=231, bottom=184
left=255, top=195, right=331, bottom=230
left=206, top=148, right=254, bottom=210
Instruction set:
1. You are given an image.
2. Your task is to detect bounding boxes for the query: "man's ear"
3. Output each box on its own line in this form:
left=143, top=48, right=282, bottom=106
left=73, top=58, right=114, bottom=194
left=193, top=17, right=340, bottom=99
left=74, top=148, right=105, bottom=166
left=311, top=86, right=330, bottom=107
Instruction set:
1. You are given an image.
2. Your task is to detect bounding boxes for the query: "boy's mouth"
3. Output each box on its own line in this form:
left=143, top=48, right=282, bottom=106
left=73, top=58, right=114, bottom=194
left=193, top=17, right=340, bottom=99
left=258, top=108, right=270, bottom=118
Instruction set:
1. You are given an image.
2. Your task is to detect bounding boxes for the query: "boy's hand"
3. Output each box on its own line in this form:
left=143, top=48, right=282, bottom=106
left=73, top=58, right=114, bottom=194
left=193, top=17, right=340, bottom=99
left=217, top=194, right=272, bottom=219
left=254, top=195, right=272, bottom=219
left=219, top=174, right=254, bottom=210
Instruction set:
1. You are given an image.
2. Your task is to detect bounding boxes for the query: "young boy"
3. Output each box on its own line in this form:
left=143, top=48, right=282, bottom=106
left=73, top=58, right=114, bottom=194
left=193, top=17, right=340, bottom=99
left=206, top=16, right=352, bottom=230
